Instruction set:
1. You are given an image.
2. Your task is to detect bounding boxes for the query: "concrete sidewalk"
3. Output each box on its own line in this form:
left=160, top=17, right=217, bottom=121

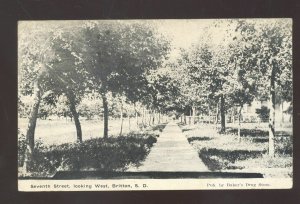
left=128, top=122, right=208, bottom=172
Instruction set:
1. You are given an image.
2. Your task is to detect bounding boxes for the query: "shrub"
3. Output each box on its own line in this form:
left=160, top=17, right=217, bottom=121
left=226, top=128, right=268, bottom=137
left=18, top=129, right=26, bottom=167
left=18, top=133, right=158, bottom=178
left=255, top=106, right=270, bottom=122
left=275, top=135, right=293, bottom=156
left=199, top=148, right=264, bottom=171
left=187, top=137, right=211, bottom=143
left=150, top=123, right=167, bottom=132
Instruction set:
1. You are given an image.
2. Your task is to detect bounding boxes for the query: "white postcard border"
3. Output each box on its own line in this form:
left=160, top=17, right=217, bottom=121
left=19, top=178, right=293, bottom=191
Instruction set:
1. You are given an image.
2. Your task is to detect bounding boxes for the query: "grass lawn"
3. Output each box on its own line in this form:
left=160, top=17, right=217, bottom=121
left=179, top=122, right=292, bottom=178
left=18, top=118, right=145, bottom=145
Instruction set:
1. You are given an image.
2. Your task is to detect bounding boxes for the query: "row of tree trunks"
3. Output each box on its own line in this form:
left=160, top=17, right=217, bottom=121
left=134, top=108, right=165, bottom=129
left=24, top=80, right=169, bottom=172
left=152, top=110, right=161, bottom=125
left=180, top=98, right=226, bottom=132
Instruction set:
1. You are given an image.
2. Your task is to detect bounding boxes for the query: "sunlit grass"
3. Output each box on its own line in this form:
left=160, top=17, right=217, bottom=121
left=180, top=122, right=292, bottom=178
left=18, top=118, right=148, bottom=145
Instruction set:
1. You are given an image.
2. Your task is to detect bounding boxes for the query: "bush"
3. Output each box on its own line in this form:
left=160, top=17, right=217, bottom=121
left=199, top=148, right=264, bottom=171
left=255, top=106, right=270, bottom=122
left=18, top=133, right=158, bottom=178
left=187, top=136, right=212, bottom=143
left=150, top=123, right=167, bottom=132
left=18, top=129, right=26, bottom=167
left=227, top=128, right=268, bottom=137
left=275, top=135, right=293, bottom=156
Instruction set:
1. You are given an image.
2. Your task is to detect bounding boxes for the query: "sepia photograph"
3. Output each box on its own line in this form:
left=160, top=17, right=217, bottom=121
left=17, top=19, right=293, bottom=191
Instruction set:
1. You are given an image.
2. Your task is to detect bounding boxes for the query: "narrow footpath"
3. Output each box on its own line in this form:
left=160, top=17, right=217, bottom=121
left=129, top=121, right=208, bottom=172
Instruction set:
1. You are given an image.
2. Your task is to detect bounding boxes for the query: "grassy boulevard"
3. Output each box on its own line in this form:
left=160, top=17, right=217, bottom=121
left=179, top=122, right=292, bottom=178
left=18, top=123, right=166, bottom=178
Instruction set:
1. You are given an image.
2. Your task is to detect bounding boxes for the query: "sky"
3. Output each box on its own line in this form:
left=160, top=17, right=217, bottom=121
left=19, top=19, right=222, bottom=49
left=18, top=19, right=238, bottom=69
left=19, top=19, right=290, bottom=49
left=154, top=19, right=215, bottom=49
left=152, top=19, right=231, bottom=62
left=19, top=19, right=289, bottom=64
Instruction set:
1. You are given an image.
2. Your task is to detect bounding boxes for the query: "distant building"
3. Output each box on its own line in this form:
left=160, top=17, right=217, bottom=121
left=241, top=99, right=292, bottom=123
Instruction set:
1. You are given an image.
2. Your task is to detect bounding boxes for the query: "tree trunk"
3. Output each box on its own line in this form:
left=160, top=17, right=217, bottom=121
left=128, top=116, right=131, bottom=132
left=119, top=99, right=123, bottom=136
left=215, top=102, right=219, bottom=124
left=143, top=109, right=146, bottom=126
left=232, top=108, right=235, bottom=124
left=141, top=108, right=144, bottom=127
left=158, top=112, right=161, bottom=124
left=238, top=106, right=243, bottom=141
left=101, top=92, right=109, bottom=138
left=152, top=110, right=155, bottom=125
left=148, top=110, right=152, bottom=126
left=67, top=93, right=82, bottom=143
left=281, top=101, right=284, bottom=124
left=23, top=80, right=42, bottom=171
left=134, top=104, right=138, bottom=129
left=268, top=64, right=276, bottom=157
left=220, top=95, right=226, bottom=133
left=192, top=106, right=196, bottom=125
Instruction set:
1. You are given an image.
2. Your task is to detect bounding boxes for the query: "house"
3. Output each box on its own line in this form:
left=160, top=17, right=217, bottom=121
left=241, top=99, right=292, bottom=123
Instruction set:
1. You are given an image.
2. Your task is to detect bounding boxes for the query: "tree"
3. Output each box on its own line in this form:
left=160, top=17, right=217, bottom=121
left=77, top=93, right=103, bottom=120
left=19, top=22, right=58, bottom=171
left=145, top=67, right=182, bottom=119
left=19, top=22, right=88, bottom=171
left=79, top=21, right=170, bottom=138
left=225, top=34, right=258, bottom=139
left=235, top=19, right=292, bottom=156
left=43, top=28, right=88, bottom=143
left=180, top=41, right=231, bottom=132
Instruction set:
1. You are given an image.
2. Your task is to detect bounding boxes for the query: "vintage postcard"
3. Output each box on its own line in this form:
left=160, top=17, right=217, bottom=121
left=18, top=19, right=292, bottom=191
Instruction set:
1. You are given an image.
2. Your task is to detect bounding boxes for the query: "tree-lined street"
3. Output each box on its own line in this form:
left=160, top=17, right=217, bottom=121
left=18, top=19, right=292, bottom=177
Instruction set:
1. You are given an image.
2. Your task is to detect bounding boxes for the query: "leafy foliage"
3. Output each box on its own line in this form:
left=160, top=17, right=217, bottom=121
left=18, top=132, right=158, bottom=177
left=255, top=106, right=270, bottom=122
